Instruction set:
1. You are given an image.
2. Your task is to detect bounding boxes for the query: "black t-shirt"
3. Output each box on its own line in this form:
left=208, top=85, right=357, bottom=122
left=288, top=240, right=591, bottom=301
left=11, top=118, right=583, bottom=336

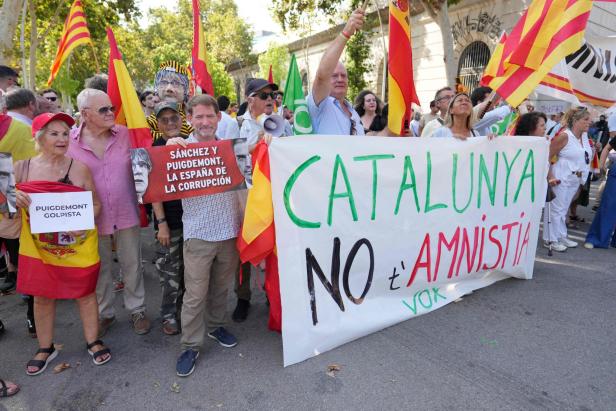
left=152, top=135, right=187, bottom=230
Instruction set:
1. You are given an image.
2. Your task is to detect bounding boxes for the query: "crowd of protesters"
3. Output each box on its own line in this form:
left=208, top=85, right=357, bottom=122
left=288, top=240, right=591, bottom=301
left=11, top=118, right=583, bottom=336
left=0, top=6, right=615, bottom=398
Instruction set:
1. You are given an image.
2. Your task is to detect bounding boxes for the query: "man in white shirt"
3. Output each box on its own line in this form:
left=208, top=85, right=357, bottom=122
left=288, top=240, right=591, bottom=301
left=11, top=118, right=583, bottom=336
left=421, top=86, right=454, bottom=137
left=5, top=88, right=36, bottom=126
left=215, top=95, right=240, bottom=140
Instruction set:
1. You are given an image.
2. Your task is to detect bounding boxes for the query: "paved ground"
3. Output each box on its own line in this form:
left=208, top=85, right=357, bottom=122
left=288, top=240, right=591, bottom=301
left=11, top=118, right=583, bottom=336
left=0, top=183, right=614, bottom=411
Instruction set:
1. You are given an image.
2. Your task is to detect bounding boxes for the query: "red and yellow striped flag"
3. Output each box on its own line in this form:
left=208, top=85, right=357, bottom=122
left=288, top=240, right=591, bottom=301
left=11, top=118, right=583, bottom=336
left=106, top=27, right=152, bottom=149
left=387, top=0, right=419, bottom=135
left=237, top=140, right=281, bottom=331
left=480, top=32, right=507, bottom=86
left=16, top=182, right=100, bottom=300
left=47, top=0, right=93, bottom=86
left=192, top=0, right=215, bottom=95
left=488, top=0, right=593, bottom=108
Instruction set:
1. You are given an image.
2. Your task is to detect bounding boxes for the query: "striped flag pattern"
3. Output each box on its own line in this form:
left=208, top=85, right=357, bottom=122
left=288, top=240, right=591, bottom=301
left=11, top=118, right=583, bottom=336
left=47, top=0, right=93, bottom=86
left=480, top=32, right=507, bottom=86
left=192, top=0, right=215, bottom=95
left=106, top=27, right=153, bottom=149
left=237, top=140, right=281, bottom=331
left=488, top=0, right=593, bottom=108
left=387, top=0, right=419, bottom=135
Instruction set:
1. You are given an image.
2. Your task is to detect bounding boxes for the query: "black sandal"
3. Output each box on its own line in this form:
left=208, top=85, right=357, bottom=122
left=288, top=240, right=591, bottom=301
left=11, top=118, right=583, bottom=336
left=26, top=344, right=58, bottom=376
left=86, top=340, right=111, bottom=366
left=0, top=379, right=20, bottom=397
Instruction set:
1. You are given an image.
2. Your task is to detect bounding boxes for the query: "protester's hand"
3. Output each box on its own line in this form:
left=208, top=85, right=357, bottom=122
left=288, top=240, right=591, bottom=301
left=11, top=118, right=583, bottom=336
left=263, top=133, right=273, bottom=146
left=166, top=137, right=187, bottom=147
left=548, top=178, right=561, bottom=186
left=343, top=8, right=365, bottom=37
left=16, top=191, right=31, bottom=209
left=157, top=222, right=170, bottom=247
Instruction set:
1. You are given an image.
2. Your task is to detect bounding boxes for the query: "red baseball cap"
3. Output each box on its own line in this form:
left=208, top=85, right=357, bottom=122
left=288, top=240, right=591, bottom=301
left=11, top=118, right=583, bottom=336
left=31, top=112, right=75, bottom=137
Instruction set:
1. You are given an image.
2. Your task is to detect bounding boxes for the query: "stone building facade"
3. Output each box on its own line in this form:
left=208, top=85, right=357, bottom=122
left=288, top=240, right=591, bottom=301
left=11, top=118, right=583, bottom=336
left=228, top=0, right=616, bottom=111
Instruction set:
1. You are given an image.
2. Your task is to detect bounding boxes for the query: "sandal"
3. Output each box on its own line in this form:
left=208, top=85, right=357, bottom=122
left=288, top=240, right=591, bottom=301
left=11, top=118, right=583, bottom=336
left=86, top=340, right=111, bottom=366
left=26, top=344, right=58, bottom=376
left=0, top=379, right=19, bottom=397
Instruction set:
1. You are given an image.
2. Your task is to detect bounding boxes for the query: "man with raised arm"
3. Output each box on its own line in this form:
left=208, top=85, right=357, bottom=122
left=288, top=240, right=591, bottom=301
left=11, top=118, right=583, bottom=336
left=307, top=8, right=366, bottom=136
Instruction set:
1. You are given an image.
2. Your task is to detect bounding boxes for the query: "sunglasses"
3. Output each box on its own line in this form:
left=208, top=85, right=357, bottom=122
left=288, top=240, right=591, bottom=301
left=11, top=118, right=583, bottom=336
left=251, top=92, right=275, bottom=100
left=91, top=105, right=115, bottom=115
left=45, top=96, right=57, bottom=102
left=584, top=151, right=590, bottom=165
left=158, top=114, right=180, bottom=124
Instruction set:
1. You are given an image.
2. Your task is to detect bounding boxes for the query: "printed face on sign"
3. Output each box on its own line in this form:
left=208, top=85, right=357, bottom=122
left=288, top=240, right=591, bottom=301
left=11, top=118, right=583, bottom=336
left=0, top=153, right=16, bottom=214
left=131, top=149, right=152, bottom=203
left=231, top=137, right=251, bottom=184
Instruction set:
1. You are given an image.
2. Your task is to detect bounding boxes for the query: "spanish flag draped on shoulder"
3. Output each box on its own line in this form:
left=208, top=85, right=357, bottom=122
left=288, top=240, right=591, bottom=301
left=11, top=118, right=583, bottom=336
left=17, top=181, right=100, bottom=300
left=487, top=0, right=593, bottom=108
left=106, top=27, right=153, bottom=149
left=237, top=141, right=281, bottom=331
left=47, top=0, right=94, bottom=86
left=387, top=0, right=419, bottom=135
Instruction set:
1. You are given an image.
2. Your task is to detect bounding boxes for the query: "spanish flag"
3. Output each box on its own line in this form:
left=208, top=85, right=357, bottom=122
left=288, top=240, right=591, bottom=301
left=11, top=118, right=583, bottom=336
left=387, top=0, right=419, bottom=135
left=16, top=181, right=100, bottom=300
left=488, top=0, right=592, bottom=107
left=192, top=0, right=215, bottom=95
left=237, top=141, right=281, bottom=331
left=106, top=27, right=152, bottom=149
left=47, top=0, right=93, bottom=86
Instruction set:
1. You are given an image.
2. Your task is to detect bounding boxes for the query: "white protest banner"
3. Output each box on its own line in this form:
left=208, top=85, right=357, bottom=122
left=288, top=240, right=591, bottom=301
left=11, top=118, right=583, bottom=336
left=269, top=135, right=548, bottom=366
left=28, top=191, right=94, bottom=234
left=537, top=32, right=616, bottom=108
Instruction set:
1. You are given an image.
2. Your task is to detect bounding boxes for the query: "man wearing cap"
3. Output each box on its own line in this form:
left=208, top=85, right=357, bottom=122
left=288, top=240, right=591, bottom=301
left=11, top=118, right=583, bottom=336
left=0, top=66, right=19, bottom=92
left=231, top=78, right=277, bottom=322
left=151, top=101, right=188, bottom=335
left=147, top=62, right=194, bottom=141
left=307, top=8, right=365, bottom=136
left=68, top=88, right=151, bottom=337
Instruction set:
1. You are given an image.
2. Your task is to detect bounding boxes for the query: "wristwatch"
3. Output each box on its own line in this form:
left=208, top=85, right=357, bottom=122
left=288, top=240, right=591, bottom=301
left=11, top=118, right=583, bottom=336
left=156, top=217, right=167, bottom=225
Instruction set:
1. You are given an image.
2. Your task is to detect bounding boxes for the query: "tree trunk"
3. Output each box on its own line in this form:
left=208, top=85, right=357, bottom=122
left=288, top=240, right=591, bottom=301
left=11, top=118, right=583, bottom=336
left=19, top=0, right=28, bottom=89
left=0, top=0, right=23, bottom=64
left=28, top=0, right=37, bottom=91
left=436, top=1, right=457, bottom=87
left=418, top=0, right=457, bottom=87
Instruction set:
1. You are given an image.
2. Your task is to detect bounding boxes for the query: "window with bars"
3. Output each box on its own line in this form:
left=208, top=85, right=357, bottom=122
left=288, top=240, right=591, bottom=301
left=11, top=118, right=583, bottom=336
left=457, top=41, right=491, bottom=91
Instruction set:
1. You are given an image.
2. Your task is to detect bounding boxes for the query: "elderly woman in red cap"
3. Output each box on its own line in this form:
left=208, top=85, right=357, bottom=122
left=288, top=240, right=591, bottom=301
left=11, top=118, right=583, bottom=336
left=14, top=112, right=110, bottom=376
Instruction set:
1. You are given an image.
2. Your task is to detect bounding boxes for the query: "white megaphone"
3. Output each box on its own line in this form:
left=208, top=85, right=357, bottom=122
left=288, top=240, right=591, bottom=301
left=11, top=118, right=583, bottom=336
left=258, top=114, right=286, bottom=137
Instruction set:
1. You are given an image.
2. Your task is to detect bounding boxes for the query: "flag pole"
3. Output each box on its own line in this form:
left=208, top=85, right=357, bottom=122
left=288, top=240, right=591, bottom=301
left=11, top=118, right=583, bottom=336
left=90, top=43, right=100, bottom=73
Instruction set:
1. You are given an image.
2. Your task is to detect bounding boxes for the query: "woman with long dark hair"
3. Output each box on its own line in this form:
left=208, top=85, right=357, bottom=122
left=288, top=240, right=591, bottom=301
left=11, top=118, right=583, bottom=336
left=354, top=90, right=384, bottom=132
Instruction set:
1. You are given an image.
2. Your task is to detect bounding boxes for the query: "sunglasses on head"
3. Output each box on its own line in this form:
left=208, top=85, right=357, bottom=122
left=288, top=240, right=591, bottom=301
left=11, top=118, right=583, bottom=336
left=94, top=105, right=115, bottom=115
left=251, top=91, right=275, bottom=100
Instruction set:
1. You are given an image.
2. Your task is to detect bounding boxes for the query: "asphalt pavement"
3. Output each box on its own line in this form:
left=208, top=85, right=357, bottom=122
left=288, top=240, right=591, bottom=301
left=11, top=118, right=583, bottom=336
left=0, top=183, right=614, bottom=411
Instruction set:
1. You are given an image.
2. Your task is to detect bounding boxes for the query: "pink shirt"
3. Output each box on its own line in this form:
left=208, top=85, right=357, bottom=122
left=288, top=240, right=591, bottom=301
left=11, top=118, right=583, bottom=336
left=68, top=124, right=139, bottom=235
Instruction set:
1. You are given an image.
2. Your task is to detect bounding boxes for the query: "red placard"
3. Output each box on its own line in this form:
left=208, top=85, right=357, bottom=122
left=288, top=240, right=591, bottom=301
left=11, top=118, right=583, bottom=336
left=131, top=139, right=247, bottom=204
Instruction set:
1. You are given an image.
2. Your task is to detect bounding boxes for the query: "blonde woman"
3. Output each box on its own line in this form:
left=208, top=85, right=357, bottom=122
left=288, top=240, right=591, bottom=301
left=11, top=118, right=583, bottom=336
left=543, top=107, right=592, bottom=252
left=432, top=93, right=479, bottom=139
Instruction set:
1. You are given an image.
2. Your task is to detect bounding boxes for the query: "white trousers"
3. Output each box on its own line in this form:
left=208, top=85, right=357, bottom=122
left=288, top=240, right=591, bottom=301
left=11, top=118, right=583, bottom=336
left=543, top=179, right=580, bottom=242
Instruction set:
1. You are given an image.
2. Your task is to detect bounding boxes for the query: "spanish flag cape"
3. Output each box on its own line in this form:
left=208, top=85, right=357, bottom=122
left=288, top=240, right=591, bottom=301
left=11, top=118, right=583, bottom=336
left=16, top=181, right=100, bottom=299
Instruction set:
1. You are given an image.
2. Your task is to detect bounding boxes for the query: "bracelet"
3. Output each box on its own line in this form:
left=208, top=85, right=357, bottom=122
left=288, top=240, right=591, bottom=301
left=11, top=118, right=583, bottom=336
left=341, top=30, right=351, bottom=40
left=156, top=217, right=167, bottom=225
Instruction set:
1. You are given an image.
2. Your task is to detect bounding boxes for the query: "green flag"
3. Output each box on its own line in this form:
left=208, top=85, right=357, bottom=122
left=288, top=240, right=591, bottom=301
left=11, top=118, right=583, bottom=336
left=282, top=54, right=313, bottom=135
left=490, top=111, right=518, bottom=135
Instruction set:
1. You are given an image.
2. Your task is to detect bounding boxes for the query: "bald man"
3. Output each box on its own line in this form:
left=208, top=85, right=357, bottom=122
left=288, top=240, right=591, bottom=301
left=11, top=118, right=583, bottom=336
left=307, top=8, right=366, bottom=135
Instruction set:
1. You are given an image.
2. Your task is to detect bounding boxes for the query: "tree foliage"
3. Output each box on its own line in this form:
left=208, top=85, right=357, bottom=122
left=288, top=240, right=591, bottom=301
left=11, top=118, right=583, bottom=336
left=258, top=44, right=289, bottom=87
left=3, top=0, right=251, bottom=102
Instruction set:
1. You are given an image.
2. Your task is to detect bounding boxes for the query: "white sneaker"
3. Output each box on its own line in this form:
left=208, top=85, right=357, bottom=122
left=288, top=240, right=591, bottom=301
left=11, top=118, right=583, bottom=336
left=560, top=237, right=578, bottom=248
left=545, top=241, right=567, bottom=252
left=583, top=242, right=594, bottom=249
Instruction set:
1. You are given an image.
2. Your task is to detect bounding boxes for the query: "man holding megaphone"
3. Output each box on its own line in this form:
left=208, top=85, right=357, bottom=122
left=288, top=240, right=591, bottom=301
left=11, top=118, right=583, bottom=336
left=239, top=78, right=280, bottom=154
